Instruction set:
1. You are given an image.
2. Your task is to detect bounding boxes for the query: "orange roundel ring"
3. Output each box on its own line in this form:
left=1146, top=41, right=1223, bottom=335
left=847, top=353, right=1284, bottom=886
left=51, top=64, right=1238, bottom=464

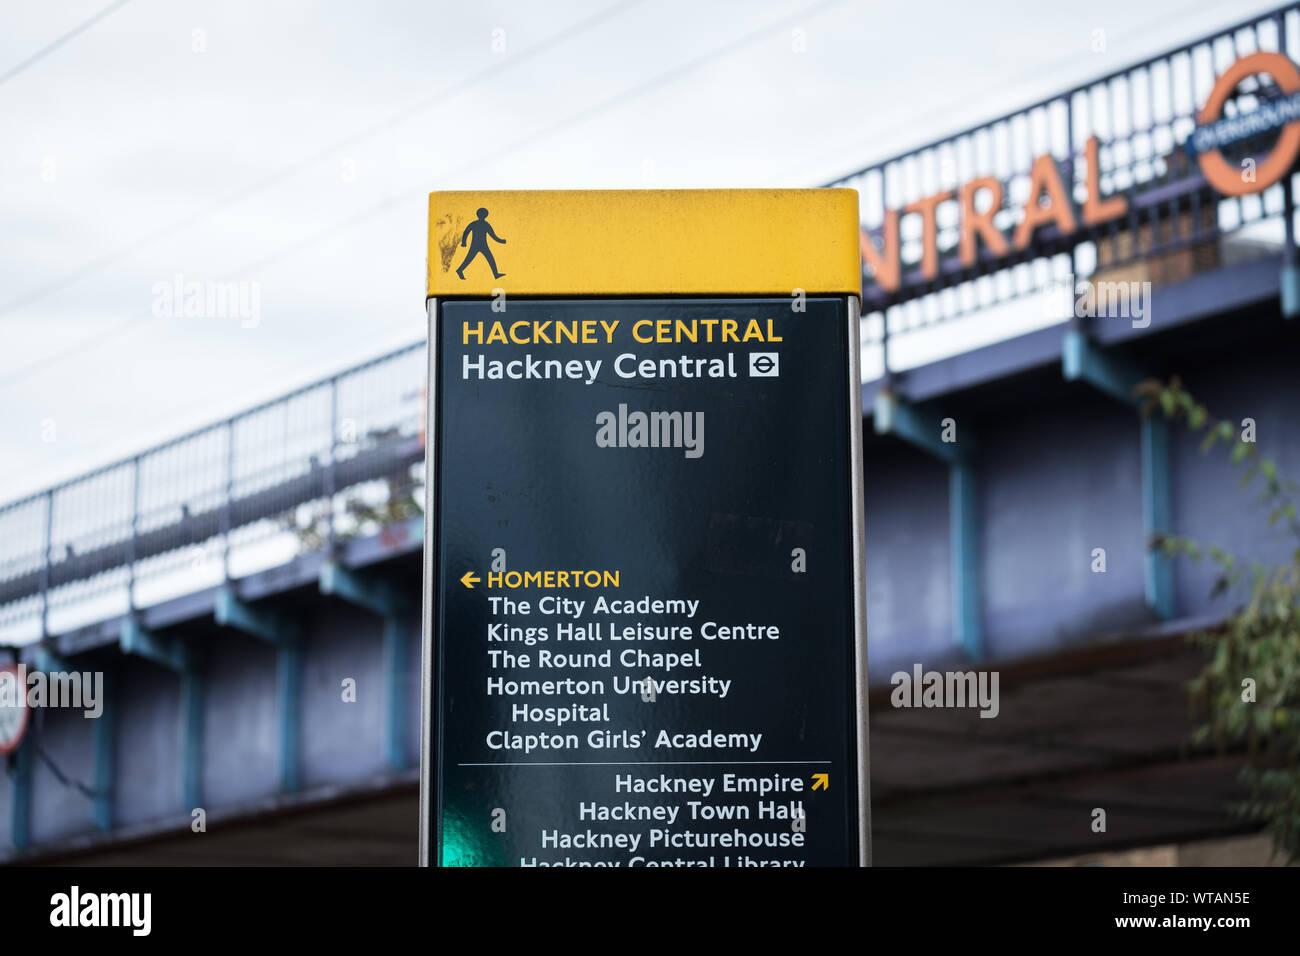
left=1196, top=51, right=1300, bottom=197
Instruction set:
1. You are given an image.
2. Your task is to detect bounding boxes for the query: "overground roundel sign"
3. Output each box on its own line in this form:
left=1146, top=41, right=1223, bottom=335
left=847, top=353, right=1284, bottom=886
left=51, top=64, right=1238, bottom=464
left=1192, top=50, right=1300, bottom=197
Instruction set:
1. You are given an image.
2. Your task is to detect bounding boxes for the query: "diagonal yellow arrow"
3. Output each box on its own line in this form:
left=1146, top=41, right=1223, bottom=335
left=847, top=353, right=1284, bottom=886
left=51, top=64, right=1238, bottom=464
left=460, top=570, right=481, bottom=589
left=811, top=773, right=829, bottom=791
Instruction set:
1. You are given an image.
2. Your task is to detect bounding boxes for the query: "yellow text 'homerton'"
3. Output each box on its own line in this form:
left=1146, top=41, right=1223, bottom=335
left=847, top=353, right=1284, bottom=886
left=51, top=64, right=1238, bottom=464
left=490, top=569, right=621, bottom=589
left=462, top=318, right=783, bottom=346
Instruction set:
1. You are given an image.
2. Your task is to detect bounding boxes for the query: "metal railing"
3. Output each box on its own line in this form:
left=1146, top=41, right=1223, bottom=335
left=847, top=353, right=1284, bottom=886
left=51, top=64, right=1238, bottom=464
left=826, top=2, right=1299, bottom=378
left=0, top=343, right=426, bottom=643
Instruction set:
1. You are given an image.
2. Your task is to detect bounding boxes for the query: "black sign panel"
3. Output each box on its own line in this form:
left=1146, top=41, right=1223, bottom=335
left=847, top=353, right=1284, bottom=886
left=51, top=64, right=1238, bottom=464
left=427, top=297, right=863, bottom=867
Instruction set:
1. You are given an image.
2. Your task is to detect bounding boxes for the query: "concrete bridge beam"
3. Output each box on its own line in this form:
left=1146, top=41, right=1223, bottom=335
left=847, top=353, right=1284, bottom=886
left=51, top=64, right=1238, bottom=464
left=319, top=562, right=413, bottom=772
left=214, top=587, right=303, bottom=794
left=1063, top=330, right=1174, bottom=620
left=119, top=619, right=204, bottom=811
left=874, top=389, right=982, bottom=660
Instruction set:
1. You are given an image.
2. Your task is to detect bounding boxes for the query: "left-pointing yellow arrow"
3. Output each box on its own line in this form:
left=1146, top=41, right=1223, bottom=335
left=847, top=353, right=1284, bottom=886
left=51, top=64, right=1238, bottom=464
left=460, top=571, right=481, bottom=589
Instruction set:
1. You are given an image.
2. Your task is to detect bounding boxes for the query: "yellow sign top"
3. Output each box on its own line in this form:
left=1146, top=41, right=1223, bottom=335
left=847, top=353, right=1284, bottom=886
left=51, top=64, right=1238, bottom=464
left=427, top=189, right=861, bottom=298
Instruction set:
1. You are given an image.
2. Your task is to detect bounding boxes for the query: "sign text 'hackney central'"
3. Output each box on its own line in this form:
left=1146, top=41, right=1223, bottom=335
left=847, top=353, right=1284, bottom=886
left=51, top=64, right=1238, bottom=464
left=419, top=190, right=870, bottom=867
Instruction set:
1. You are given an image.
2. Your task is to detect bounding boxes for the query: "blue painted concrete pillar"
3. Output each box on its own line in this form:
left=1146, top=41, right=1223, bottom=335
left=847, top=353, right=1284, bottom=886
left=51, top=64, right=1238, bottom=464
left=1141, top=414, right=1175, bottom=620
left=382, top=615, right=409, bottom=771
left=1282, top=262, right=1300, bottom=319
left=10, top=735, right=31, bottom=849
left=180, top=669, right=204, bottom=810
left=278, top=642, right=301, bottom=792
left=875, top=389, right=983, bottom=659
left=949, top=459, right=981, bottom=659
left=92, top=669, right=115, bottom=831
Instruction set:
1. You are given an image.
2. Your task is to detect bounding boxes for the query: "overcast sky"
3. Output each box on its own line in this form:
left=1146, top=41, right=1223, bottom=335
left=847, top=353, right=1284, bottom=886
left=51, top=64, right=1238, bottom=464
left=0, top=0, right=1280, bottom=504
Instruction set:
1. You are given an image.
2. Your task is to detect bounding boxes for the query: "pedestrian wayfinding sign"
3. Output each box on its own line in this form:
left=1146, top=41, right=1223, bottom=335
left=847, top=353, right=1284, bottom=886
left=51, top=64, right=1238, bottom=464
left=420, top=189, right=870, bottom=867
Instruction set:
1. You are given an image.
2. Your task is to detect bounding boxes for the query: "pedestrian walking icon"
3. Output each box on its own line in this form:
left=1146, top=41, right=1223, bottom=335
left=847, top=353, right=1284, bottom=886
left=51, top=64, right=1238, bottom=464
left=456, top=208, right=507, bottom=280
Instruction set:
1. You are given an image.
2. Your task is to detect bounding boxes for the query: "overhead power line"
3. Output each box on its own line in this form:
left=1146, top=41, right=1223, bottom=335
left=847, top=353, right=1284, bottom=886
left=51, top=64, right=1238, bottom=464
left=0, top=0, right=846, bottom=391
left=0, top=0, right=646, bottom=323
left=202, top=0, right=853, bottom=282
left=0, top=0, right=133, bottom=88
